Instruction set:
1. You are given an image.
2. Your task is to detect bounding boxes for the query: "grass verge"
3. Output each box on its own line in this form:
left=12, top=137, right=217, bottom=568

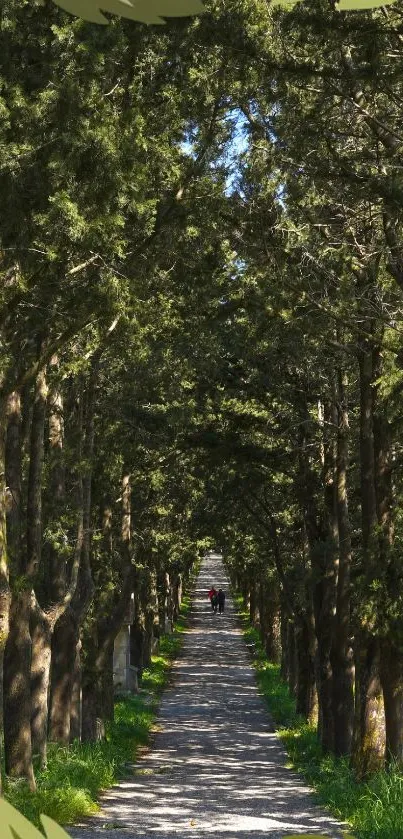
left=4, top=593, right=194, bottom=829
left=235, top=595, right=403, bottom=839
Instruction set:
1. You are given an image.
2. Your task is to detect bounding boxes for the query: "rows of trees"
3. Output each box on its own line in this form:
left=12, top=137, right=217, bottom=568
left=0, top=0, right=234, bottom=792
left=205, top=0, right=403, bottom=778
left=1, top=0, right=403, bottom=800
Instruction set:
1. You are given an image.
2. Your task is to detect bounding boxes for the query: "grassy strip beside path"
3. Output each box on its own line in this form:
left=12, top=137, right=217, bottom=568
left=235, top=598, right=403, bottom=839
left=5, top=594, right=193, bottom=829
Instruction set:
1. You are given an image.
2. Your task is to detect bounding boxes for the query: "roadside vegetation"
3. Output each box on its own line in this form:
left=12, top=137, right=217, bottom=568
left=4, top=596, right=193, bottom=828
left=235, top=599, right=403, bottom=839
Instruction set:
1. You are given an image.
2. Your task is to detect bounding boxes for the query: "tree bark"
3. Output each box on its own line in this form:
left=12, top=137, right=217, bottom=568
left=49, top=609, right=78, bottom=743
left=4, top=367, right=47, bottom=788
left=0, top=397, right=12, bottom=795
left=280, top=600, right=290, bottom=682
left=30, top=606, right=52, bottom=765
left=46, top=379, right=66, bottom=604
left=158, top=569, right=173, bottom=634
left=263, top=578, right=281, bottom=662
left=295, top=616, right=317, bottom=721
left=81, top=470, right=134, bottom=741
left=143, top=565, right=158, bottom=667
left=351, top=340, right=385, bottom=777
left=172, top=573, right=182, bottom=621
left=249, top=577, right=259, bottom=627
left=331, top=369, right=354, bottom=757
left=5, top=392, right=22, bottom=569
left=50, top=367, right=96, bottom=743
left=314, top=394, right=339, bottom=753
left=32, top=377, right=83, bottom=765
left=4, top=590, right=35, bottom=789
left=373, top=390, right=403, bottom=763
left=70, top=638, right=82, bottom=742
left=82, top=569, right=134, bottom=741
left=31, top=378, right=64, bottom=765
left=379, top=640, right=403, bottom=764
left=287, top=618, right=298, bottom=698
left=353, top=634, right=385, bottom=776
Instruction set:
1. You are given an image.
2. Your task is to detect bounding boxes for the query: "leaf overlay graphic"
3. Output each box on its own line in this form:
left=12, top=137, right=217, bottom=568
left=0, top=798, right=71, bottom=839
left=45, top=0, right=205, bottom=24
left=336, top=0, right=396, bottom=9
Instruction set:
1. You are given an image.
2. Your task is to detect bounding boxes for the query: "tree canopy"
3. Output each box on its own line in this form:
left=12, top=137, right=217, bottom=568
left=1, top=0, right=403, bottom=812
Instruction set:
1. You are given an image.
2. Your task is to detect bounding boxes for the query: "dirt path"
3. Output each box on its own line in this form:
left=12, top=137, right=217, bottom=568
left=68, top=554, right=347, bottom=839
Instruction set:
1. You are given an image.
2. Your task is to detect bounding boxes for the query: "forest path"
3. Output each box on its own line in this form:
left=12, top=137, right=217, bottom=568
left=68, top=554, right=346, bottom=839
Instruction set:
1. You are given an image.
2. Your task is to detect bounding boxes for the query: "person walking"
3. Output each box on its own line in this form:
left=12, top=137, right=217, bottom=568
left=208, top=587, right=218, bottom=612
left=217, top=589, right=225, bottom=614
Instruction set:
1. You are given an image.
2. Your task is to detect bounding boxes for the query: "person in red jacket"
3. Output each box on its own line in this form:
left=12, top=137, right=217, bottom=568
left=208, top=587, right=218, bottom=612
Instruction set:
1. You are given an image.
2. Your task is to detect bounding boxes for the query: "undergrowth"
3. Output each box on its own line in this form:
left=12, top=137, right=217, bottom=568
left=4, top=593, right=193, bottom=829
left=235, top=596, right=403, bottom=839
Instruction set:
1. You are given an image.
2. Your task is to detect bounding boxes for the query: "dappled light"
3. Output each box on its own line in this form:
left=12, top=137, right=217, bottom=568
left=68, top=556, right=345, bottom=839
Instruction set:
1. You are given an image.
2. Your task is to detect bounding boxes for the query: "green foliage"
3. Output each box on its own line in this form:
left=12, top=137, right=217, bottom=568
left=4, top=594, right=191, bottom=828
left=4, top=0, right=403, bottom=807
left=239, top=606, right=403, bottom=839
left=4, top=694, right=150, bottom=827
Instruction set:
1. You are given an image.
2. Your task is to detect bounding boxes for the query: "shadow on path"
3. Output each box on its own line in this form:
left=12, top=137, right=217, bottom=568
left=68, top=554, right=347, bottom=839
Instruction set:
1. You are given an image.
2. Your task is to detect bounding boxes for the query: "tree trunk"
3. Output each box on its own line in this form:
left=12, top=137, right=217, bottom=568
left=0, top=398, right=12, bottom=795
left=280, top=598, right=289, bottom=681
left=26, top=369, right=47, bottom=580
left=249, top=578, right=259, bottom=627
left=295, top=618, right=317, bottom=721
left=264, top=579, right=281, bottom=663
left=102, top=647, right=115, bottom=723
left=159, top=569, right=173, bottom=634
left=70, top=638, right=82, bottom=742
left=351, top=341, right=385, bottom=776
left=352, top=634, right=385, bottom=777
left=314, top=394, right=339, bottom=754
left=143, top=566, right=158, bottom=667
left=287, top=619, right=297, bottom=698
left=5, top=392, right=22, bottom=569
left=30, top=607, right=52, bottom=766
left=144, top=607, right=155, bottom=667
left=4, top=590, right=35, bottom=789
left=49, top=610, right=77, bottom=743
left=379, top=640, right=403, bottom=764
left=30, top=376, right=65, bottom=767
left=81, top=470, right=134, bottom=741
left=242, top=574, right=250, bottom=614
left=331, top=369, right=354, bottom=757
left=172, top=573, right=182, bottom=621
left=50, top=367, right=97, bottom=743
left=31, top=374, right=83, bottom=765
left=46, top=379, right=66, bottom=604
left=82, top=686, right=102, bottom=742
left=81, top=646, right=114, bottom=741
left=373, top=402, right=403, bottom=764
left=82, top=577, right=134, bottom=741
left=130, top=622, right=145, bottom=678
left=4, top=367, right=47, bottom=788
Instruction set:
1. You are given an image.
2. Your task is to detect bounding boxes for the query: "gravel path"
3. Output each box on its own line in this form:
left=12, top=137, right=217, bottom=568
left=68, top=554, right=347, bottom=839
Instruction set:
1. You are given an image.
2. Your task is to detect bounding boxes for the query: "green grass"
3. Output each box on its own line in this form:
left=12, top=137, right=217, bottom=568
left=235, top=597, right=403, bottom=839
left=4, top=593, right=194, bottom=829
